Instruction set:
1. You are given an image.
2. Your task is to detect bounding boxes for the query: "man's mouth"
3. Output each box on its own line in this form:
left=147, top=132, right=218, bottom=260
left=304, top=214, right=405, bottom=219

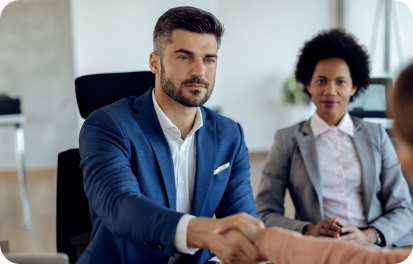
left=185, top=84, right=205, bottom=89
left=182, top=76, right=209, bottom=89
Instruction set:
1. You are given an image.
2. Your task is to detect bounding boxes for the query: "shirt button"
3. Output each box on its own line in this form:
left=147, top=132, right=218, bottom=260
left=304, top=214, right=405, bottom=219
left=174, top=130, right=178, bottom=134
left=181, top=146, right=186, bottom=151
left=179, top=180, right=184, bottom=184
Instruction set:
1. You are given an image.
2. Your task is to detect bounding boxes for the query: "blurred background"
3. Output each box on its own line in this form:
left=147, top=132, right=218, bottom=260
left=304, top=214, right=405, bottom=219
left=0, top=0, right=412, bottom=254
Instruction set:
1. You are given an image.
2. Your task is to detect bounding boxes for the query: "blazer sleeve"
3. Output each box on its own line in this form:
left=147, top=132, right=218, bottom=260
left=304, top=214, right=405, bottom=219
left=260, top=227, right=410, bottom=264
left=369, top=125, right=413, bottom=246
left=79, top=109, right=184, bottom=256
left=255, top=130, right=311, bottom=232
left=215, top=123, right=257, bottom=218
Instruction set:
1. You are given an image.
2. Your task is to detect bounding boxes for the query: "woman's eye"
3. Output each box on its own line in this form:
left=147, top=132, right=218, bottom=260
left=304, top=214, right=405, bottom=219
left=316, top=79, right=325, bottom=84
left=337, top=80, right=345, bottom=84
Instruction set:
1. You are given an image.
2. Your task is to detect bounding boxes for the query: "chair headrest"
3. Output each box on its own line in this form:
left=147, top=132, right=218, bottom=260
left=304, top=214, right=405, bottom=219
left=75, top=71, right=155, bottom=119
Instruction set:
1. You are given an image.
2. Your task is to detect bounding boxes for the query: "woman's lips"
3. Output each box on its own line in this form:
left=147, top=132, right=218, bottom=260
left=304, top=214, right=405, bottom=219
left=321, top=101, right=337, bottom=107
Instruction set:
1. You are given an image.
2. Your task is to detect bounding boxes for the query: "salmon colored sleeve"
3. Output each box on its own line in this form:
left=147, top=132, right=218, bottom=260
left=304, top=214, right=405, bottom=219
left=260, top=227, right=410, bottom=264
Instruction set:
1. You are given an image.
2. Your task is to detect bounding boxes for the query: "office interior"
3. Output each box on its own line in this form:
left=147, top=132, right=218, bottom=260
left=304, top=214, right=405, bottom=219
left=0, top=0, right=412, bottom=255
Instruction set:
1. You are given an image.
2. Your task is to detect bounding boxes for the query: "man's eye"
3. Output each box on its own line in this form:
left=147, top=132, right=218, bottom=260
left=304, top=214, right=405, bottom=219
left=206, top=58, right=215, bottom=63
left=337, top=80, right=345, bottom=85
left=180, top=56, right=189, bottom=60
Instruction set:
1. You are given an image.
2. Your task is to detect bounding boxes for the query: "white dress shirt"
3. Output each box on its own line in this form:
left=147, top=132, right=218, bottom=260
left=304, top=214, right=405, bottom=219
left=152, top=90, right=201, bottom=263
left=310, top=112, right=368, bottom=227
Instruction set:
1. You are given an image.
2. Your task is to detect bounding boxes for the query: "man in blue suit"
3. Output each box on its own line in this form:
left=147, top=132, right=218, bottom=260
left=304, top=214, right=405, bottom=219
left=78, top=6, right=261, bottom=264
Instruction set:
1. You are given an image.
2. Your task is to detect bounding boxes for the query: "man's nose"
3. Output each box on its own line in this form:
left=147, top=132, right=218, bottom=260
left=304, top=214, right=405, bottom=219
left=190, top=58, right=206, bottom=77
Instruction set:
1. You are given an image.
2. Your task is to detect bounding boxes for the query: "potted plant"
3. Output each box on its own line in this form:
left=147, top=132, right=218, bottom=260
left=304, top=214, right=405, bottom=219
left=282, top=73, right=315, bottom=122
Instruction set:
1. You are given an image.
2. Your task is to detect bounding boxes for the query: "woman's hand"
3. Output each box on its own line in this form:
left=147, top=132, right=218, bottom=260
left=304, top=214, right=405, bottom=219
left=303, top=217, right=345, bottom=238
left=213, top=214, right=267, bottom=262
left=339, top=227, right=378, bottom=244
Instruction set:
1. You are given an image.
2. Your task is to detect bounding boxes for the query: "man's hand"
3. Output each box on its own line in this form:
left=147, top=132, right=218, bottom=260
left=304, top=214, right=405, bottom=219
left=303, top=217, right=345, bottom=238
left=187, top=213, right=263, bottom=264
left=339, top=227, right=377, bottom=244
left=214, top=214, right=266, bottom=250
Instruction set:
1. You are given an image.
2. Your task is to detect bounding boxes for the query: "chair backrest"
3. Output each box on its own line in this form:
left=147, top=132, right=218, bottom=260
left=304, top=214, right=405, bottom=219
left=348, top=77, right=392, bottom=119
left=56, top=149, right=90, bottom=264
left=57, top=71, right=155, bottom=263
left=75, top=71, right=155, bottom=119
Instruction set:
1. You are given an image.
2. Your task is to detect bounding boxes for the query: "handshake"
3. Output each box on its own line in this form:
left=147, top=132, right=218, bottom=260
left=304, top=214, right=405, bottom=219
left=187, top=213, right=268, bottom=264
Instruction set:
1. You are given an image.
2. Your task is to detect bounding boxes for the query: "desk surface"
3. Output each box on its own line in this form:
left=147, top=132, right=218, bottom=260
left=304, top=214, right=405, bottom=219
left=0, top=114, right=25, bottom=126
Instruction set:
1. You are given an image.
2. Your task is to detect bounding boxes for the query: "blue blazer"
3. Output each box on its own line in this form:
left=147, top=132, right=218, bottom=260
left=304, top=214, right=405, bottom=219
left=77, top=88, right=256, bottom=264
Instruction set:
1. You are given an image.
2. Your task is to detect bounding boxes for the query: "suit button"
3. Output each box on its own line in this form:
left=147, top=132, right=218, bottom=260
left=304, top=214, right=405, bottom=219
left=143, top=241, right=148, bottom=246
left=158, top=244, right=164, bottom=250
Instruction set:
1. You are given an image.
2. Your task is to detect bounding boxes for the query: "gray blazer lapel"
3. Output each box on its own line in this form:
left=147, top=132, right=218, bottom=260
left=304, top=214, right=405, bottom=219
left=351, top=117, right=376, bottom=217
left=295, top=120, right=324, bottom=218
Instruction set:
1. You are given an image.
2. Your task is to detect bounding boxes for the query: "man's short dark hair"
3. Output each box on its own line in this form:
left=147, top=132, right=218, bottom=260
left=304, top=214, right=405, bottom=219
left=153, top=6, right=224, bottom=57
left=295, top=28, right=371, bottom=102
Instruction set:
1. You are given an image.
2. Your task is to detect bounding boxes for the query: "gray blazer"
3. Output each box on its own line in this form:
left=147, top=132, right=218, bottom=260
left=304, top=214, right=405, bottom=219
left=256, top=116, right=413, bottom=246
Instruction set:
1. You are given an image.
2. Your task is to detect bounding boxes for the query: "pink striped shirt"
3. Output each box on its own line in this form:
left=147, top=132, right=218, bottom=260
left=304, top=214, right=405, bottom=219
left=310, top=112, right=368, bottom=227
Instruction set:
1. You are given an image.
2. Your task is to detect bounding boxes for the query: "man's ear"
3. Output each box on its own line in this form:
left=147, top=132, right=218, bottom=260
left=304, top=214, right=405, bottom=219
left=149, top=52, right=160, bottom=75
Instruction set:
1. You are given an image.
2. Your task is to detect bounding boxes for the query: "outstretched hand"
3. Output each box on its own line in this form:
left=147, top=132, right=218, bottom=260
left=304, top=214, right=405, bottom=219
left=213, top=213, right=267, bottom=263
left=187, top=213, right=264, bottom=264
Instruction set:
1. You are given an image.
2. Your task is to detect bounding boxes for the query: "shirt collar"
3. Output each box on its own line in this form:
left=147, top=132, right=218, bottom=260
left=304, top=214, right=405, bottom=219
left=310, top=111, right=354, bottom=137
left=152, top=89, right=203, bottom=138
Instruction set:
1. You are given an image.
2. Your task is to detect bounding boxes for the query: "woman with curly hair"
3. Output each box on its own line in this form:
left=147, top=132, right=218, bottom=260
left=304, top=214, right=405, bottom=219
left=216, top=59, right=413, bottom=264
left=255, top=28, right=413, bottom=247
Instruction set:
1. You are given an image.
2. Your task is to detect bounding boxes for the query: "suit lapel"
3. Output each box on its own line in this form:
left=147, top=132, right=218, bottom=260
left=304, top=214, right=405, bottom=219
left=131, top=88, right=176, bottom=210
left=351, top=117, right=376, bottom=217
left=295, top=120, right=324, bottom=218
left=191, top=107, right=216, bottom=216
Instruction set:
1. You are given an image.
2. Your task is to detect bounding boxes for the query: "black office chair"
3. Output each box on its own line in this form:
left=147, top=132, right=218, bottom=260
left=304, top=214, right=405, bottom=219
left=75, top=71, right=155, bottom=119
left=56, top=71, right=155, bottom=264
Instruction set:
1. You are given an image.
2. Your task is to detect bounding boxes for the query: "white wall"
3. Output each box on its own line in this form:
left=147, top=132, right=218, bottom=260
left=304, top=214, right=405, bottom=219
left=218, top=0, right=334, bottom=151
left=70, top=0, right=223, bottom=123
left=70, top=0, right=335, bottom=152
left=0, top=0, right=78, bottom=170
left=346, top=0, right=413, bottom=78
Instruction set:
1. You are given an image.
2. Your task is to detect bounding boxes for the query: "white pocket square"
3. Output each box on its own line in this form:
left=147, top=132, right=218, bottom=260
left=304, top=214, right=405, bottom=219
left=214, top=163, right=230, bottom=175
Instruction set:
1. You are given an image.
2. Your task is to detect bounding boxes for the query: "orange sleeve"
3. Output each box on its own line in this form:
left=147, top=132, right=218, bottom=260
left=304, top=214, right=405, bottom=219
left=260, top=227, right=410, bottom=264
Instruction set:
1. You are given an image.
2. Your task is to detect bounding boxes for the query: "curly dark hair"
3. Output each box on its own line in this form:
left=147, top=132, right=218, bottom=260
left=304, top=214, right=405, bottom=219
left=295, top=28, right=371, bottom=102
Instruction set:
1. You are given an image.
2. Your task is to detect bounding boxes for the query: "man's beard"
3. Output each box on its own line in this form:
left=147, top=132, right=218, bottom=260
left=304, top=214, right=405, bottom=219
left=160, top=60, right=213, bottom=107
